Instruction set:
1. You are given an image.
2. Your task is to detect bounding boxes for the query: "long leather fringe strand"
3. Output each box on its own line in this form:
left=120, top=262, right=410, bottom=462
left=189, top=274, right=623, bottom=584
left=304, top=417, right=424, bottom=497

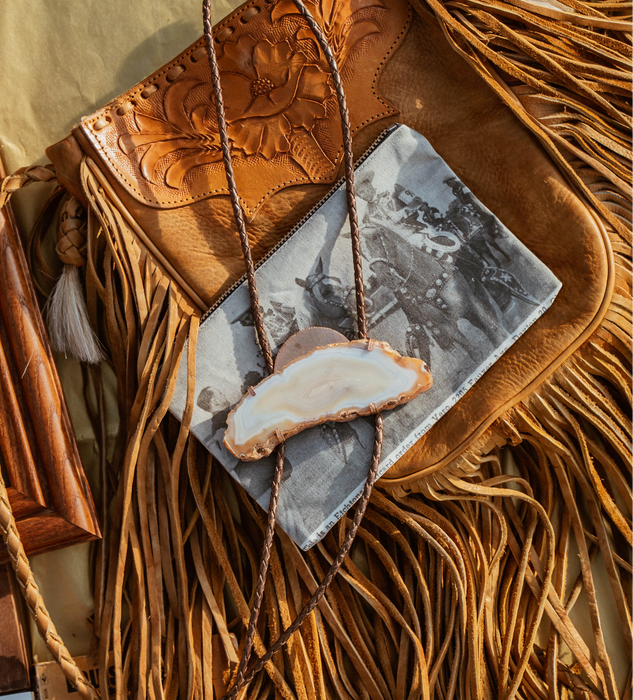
left=78, top=154, right=631, bottom=700
left=26, top=0, right=631, bottom=697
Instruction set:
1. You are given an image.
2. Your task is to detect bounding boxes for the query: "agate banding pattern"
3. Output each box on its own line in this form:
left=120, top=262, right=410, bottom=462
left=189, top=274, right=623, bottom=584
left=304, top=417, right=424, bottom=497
left=224, top=340, right=433, bottom=461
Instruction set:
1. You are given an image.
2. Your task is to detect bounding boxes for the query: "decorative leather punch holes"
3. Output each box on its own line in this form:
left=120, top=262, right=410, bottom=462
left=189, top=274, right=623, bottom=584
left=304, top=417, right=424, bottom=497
left=82, top=0, right=412, bottom=215
left=191, top=47, right=207, bottom=62
left=166, top=65, right=186, bottom=82
left=93, top=116, right=111, bottom=130
left=117, top=102, right=135, bottom=116
left=141, top=84, right=159, bottom=98
left=216, top=27, right=235, bottom=41
left=241, top=6, right=260, bottom=22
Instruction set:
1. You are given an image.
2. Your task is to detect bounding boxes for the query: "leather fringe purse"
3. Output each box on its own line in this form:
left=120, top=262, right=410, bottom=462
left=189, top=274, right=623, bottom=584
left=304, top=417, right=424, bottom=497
left=0, top=0, right=630, bottom=698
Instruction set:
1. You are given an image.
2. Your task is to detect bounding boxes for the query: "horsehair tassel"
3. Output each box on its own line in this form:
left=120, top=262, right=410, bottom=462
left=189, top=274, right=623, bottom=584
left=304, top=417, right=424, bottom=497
left=47, top=197, right=104, bottom=364
left=0, top=471, right=99, bottom=700
left=0, top=164, right=101, bottom=363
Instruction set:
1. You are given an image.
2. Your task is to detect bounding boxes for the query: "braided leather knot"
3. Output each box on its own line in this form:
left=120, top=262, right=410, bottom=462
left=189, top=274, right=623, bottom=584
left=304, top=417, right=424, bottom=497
left=0, top=164, right=56, bottom=209
left=56, top=197, right=87, bottom=267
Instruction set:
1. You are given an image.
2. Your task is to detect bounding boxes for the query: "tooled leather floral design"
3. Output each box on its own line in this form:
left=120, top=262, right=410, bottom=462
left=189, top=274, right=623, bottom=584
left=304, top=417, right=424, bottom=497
left=120, top=80, right=221, bottom=189
left=101, top=0, right=410, bottom=213
left=219, top=35, right=332, bottom=160
left=271, top=0, right=386, bottom=69
left=119, top=0, right=386, bottom=188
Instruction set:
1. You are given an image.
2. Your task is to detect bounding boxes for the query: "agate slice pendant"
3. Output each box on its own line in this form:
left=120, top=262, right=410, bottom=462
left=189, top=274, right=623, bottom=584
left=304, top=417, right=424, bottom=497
left=223, top=329, right=432, bottom=461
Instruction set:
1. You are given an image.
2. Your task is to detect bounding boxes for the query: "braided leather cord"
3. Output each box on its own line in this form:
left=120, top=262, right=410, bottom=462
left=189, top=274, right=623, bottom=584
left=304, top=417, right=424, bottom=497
left=56, top=197, right=88, bottom=267
left=201, top=1, right=384, bottom=696
left=230, top=413, right=383, bottom=693
left=202, top=3, right=289, bottom=692
left=202, top=1, right=274, bottom=375
left=0, top=472, right=98, bottom=700
left=0, top=164, right=56, bottom=209
left=288, top=0, right=367, bottom=339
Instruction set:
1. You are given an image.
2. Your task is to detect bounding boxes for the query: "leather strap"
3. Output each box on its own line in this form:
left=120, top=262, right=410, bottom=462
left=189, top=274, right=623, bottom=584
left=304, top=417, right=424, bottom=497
left=200, top=0, right=385, bottom=694
left=0, top=164, right=56, bottom=209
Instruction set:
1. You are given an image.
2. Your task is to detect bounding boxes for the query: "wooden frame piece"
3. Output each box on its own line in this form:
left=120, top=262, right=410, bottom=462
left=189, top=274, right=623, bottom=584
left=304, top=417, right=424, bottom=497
left=0, top=159, right=101, bottom=564
left=0, top=563, right=31, bottom=692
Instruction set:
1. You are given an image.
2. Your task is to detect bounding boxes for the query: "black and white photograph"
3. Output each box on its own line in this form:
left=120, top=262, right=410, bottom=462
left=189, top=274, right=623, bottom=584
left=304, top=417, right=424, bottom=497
left=170, top=125, right=561, bottom=549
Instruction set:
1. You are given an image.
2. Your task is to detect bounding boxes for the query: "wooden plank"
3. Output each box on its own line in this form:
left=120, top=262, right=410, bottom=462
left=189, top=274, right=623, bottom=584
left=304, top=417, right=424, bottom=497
left=0, top=564, right=31, bottom=692
left=0, top=157, right=101, bottom=564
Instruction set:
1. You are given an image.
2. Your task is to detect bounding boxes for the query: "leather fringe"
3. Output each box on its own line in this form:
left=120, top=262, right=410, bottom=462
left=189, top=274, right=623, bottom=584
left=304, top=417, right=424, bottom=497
left=384, top=219, right=632, bottom=698
left=33, top=0, right=630, bottom=694
left=77, top=143, right=632, bottom=700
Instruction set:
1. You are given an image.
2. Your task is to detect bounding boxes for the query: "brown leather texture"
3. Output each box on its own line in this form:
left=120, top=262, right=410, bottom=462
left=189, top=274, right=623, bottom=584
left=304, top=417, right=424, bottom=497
left=46, top=0, right=611, bottom=482
left=77, top=0, right=411, bottom=217
left=65, top=0, right=412, bottom=310
left=378, top=13, right=612, bottom=483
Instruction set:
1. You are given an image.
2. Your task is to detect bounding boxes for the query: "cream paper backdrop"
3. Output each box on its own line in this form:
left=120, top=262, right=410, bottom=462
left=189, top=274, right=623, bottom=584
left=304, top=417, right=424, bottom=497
left=0, top=0, right=626, bottom=687
left=0, top=0, right=242, bottom=662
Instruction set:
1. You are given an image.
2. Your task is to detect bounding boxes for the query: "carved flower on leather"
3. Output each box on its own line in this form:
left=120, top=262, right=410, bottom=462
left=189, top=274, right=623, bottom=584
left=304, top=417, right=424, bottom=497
left=219, top=35, right=332, bottom=159
left=119, top=80, right=222, bottom=189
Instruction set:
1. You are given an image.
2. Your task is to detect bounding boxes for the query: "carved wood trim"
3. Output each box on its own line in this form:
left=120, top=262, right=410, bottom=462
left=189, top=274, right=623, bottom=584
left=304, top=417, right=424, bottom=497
left=0, top=158, right=101, bottom=565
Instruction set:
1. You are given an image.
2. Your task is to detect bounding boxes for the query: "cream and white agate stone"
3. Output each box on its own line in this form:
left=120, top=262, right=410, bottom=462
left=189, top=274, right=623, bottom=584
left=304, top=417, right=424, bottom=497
left=224, top=339, right=433, bottom=461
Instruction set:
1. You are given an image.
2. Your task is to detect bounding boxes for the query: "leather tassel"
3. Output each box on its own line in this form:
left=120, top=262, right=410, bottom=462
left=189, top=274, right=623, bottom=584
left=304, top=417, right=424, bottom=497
left=46, top=196, right=103, bottom=364
left=47, top=263, right=103, bottom=364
